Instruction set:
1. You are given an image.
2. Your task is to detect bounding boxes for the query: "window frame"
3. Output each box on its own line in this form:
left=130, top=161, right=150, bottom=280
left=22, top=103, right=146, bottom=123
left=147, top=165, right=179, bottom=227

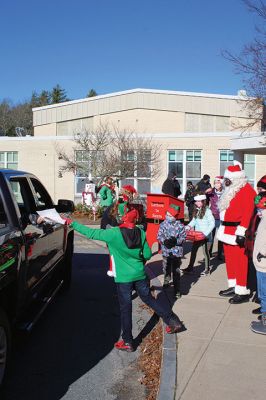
left=167, top=149, right=202, bottom=195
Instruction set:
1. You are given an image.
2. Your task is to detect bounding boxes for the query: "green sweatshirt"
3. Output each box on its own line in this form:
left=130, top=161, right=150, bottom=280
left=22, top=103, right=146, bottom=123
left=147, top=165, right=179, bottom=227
left=99, top=185, right=114, bottom=207
left=71, top=222, right=152, bottom=283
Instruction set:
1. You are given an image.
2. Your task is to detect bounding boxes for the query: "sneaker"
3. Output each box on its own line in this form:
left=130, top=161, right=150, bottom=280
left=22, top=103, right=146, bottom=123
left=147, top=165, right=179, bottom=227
left=114, top=340, right=134, bottom=352
left=165, top=324, right=183, bottom=334
left=200, top=269, right=210, bottom=276
left=252, top=307, right=261, bottom=315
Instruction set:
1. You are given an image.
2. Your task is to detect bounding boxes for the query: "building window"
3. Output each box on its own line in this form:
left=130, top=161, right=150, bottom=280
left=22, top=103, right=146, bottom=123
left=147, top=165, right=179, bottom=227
left=168, top=150, right=202, bottom=195
left=0, top=151, right=18, bottom=169
left=75, top=150, right=103, bottom=195
left=121, top=150, right=151, bottom=195
left=57, top=117, right=93, bottom=136
left=219, top=150, right=255, bottom=186
left=185, top=113, right=229, bottom=132
left=244, top=154, right=255, bottom=187
left=219, top=150, right=234, bottom=175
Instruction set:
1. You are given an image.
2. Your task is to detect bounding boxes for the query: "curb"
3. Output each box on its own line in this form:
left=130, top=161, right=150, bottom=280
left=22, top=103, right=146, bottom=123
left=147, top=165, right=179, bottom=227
left=146, top=264, right=178, bottom=400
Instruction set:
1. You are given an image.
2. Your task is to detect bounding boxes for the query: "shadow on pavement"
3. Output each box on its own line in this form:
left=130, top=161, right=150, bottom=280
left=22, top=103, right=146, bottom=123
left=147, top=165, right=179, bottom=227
left=2, top=253, right=121, bottom=400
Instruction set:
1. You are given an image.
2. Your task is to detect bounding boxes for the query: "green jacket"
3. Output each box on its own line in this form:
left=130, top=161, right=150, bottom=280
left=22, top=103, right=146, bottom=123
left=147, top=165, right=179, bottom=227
left=71, top=222, right=152, bottom=283
left=99, top=185, right=114, bottom=207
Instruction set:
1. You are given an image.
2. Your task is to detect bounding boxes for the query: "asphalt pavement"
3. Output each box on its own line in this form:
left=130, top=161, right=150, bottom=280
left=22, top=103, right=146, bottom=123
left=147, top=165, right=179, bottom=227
left=1, top=232, right=154, bottom=400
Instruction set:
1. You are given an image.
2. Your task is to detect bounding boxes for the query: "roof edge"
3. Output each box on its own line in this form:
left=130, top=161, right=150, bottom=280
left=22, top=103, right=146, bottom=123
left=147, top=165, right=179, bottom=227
left=32, top=88, right=255, bottom=112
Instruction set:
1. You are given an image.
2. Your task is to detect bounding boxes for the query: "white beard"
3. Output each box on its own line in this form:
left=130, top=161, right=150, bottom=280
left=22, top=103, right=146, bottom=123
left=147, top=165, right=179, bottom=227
left=219, top=176, right=247, bottom=211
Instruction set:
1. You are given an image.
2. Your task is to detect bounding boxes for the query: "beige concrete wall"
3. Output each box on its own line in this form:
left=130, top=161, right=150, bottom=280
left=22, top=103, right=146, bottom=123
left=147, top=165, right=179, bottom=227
left=34, top=123, right=57, bottom=137
left=94, top=109, right=185, bottom=133
left=0, top=138, right=75, bottom=202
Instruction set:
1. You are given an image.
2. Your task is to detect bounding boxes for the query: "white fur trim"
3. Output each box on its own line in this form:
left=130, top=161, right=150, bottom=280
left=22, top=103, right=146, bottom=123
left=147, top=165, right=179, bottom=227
left=107, top=255, right=116, bottom=278
left=235, top=285, right=250, bottom=295
left=216, top=224, right=237, bottom=245
left=194, top=194, right=206, bottom=201
left=224, top=169, right=245, bottom=180
left=235, top=225, right=246, bottom=236
left=233, top=160, right=243, bottom=169
left=228, top=279, right=236, bottom=288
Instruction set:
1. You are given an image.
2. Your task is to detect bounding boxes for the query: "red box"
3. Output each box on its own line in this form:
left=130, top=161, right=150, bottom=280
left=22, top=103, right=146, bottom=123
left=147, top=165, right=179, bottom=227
left=145, top=193, right=184, bottom=248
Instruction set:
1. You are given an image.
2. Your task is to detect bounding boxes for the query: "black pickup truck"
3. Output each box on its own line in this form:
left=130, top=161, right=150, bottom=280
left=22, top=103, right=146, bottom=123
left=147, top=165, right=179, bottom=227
left=0, top=169, right=74, bottom=386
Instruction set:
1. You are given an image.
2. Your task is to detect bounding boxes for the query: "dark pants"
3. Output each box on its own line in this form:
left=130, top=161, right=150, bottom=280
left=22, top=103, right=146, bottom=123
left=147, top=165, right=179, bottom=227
left=163, top=256, right=181, bottom=293
left=116, top=279, right=174, bottom=343
left=188, top=239, right=210, bottom=271
left=208, top=219, right=223, bottom=257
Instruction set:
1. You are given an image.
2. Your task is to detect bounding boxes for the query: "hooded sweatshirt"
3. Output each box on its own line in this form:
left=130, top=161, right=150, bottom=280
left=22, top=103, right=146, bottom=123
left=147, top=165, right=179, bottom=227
left=71, top=221, right=152, bottom=283
left=253, top=209, right=266, bottom=273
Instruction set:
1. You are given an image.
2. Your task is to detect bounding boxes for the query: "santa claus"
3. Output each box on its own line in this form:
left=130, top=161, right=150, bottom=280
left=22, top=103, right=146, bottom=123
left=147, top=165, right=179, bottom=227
left=216, top=162, right=256, bottom=304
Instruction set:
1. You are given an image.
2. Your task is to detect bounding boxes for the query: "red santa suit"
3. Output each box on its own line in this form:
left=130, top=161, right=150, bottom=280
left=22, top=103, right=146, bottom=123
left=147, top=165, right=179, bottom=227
left=216, top=164, right=256, bottom=295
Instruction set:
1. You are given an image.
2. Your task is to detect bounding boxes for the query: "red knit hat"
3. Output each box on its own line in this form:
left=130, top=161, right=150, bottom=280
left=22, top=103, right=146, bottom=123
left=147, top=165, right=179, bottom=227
left=224, top=162, right=245, bottom=180
left=166, top=204, right=181, bottom=218
left=257, top=175, right=266, bottom=190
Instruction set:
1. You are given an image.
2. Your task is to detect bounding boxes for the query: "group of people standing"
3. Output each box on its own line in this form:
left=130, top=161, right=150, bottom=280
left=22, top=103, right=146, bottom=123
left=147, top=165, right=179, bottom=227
left=64, top=164, right=266, bottom=354
left=160, top=165, right=266, bottom=335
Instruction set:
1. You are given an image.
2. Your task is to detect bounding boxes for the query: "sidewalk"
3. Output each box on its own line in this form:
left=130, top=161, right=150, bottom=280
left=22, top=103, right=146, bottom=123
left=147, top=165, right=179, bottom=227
left=148, top=246, right=266, bottom=400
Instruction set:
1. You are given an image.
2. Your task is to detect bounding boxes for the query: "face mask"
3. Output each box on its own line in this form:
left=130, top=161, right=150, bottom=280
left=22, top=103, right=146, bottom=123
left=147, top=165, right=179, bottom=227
left=166, top=214, right=176, bottom=222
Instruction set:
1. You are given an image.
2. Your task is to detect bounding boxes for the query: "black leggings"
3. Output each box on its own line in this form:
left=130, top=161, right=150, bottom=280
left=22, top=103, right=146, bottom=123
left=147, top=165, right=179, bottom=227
left=188, top=239, right=210, bottom=271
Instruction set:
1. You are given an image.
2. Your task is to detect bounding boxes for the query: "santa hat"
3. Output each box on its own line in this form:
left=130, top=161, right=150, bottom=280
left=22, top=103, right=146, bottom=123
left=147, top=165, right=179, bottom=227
left=166, top=204, right=181, bottom=218
left=194, top=194, right=206, bottom=201
left=120, top=185, right=137, bottom=202
left=214, top=176, right=224, bottom=183
left=257, top=175, right=266, bottom=190
left=224, top=161, right=246, bottom=180
left=254, top=193, right=266, bottom=209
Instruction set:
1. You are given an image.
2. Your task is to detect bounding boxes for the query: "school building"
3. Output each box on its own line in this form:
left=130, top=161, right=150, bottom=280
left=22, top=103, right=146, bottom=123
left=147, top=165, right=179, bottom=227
left=0, top=88, right=265, bottom=203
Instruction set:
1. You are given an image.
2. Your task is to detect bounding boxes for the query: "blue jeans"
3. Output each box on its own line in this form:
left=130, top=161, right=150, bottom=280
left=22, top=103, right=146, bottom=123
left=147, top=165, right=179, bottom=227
left=257, top=271, right=266, bottom=313
left=116, top=279, right=174, bottom=343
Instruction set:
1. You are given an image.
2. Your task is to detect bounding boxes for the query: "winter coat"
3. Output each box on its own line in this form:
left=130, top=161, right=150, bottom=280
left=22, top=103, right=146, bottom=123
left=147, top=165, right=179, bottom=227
left=71, top=222, right=152, bottom=283
left=216, top=183, right=256, bottom=246
left=209, top=188, right=223, bottom=220
left=188, top=207, right=215, bottom=241
left=253, top=209, right=266, bottom=273
left=195, top=179, right=211, bottom=193
left=162, top=172, right=181, bottom=197
left=184, top=187, right=195, bottom=208
left=99, top=184, right=114, bottom=207
left=157, top=218, right=186, bottom=257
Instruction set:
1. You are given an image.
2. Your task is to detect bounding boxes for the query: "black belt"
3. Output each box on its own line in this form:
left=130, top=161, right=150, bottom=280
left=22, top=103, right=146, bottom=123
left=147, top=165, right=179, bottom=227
left=221, top=221, right=240, bottom=227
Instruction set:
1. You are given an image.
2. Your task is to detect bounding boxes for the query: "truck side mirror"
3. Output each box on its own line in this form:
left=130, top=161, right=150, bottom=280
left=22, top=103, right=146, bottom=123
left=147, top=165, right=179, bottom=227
left=56, top=199, right=75, bottom=213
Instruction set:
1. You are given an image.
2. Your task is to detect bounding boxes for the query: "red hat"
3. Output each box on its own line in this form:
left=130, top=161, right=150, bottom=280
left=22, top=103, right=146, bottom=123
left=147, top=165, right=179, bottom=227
left=166, top=204, right=181, bottom=218
left=121, top=208, right=139, bottom=224
left=121, top=185, right=137, bottom=202
left=257, top=175, right=266, bottom=190
left=224, top=161, right=245, bottom=180
left=214, top=176, right=224, bottom=183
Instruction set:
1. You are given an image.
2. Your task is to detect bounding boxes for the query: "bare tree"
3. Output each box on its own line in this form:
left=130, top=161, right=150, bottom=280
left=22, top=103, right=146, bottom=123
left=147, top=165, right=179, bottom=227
left=56, top=122, right=162, bottom=185
left=222, top=0, right=266, bottom=132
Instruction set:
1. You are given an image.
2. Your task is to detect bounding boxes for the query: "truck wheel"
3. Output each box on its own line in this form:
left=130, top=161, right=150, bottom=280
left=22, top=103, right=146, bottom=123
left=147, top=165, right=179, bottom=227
left=61, top=240, right=73, bottom=291
left=0, top=308, right=10, bottom=387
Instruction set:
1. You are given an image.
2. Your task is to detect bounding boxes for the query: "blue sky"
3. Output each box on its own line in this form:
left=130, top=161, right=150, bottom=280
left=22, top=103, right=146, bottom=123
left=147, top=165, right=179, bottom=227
left=0, top=0, right=260, bottom=103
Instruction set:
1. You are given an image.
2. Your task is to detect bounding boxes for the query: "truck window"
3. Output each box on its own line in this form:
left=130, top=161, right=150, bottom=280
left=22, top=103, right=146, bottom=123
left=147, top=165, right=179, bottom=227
left=30, top=178, right=53, bottom=211
left=9, top=178, right=35, bottom=217
left=0, top=193, right=8, bottom=230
